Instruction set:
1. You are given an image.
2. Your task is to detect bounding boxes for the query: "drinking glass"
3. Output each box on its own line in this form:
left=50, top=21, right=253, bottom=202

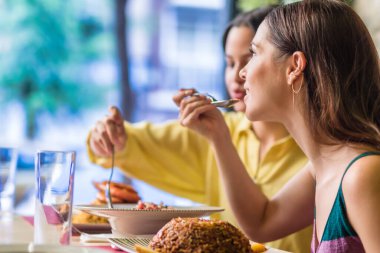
left=0, top=147, right=18, bottom=215
left=34, top=150, right=76, bottom=245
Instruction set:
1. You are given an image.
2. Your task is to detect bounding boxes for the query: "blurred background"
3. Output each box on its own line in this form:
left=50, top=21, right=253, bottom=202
left=0, top=0, right=378, bottom=214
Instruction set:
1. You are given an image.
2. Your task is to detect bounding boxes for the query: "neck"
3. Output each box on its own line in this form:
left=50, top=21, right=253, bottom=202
left=251, top=121, right=289, bottom=160
left=282, top=110, right=320, bottom=162
left=251, top=121, right=289, bottom=143
left=282, top=111, right=366, bottom=176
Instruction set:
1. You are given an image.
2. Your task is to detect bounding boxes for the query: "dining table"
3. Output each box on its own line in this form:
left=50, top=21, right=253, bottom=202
left=0, top=214, right=118, bottom=253
left=0, top=213, right=291, bottom=253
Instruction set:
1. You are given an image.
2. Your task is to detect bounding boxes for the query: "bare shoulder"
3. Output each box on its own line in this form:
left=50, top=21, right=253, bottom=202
left=342, top=154, right=380, bottom=195
left=342, top=154, right=380, bottom=221
left=342, top=153, right=380, bottom=250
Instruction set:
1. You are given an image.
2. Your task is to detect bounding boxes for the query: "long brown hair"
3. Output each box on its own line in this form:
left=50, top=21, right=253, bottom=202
left=266, top=0, right=380, bottom=149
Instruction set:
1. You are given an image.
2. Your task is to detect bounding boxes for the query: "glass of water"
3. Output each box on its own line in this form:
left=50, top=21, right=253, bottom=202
left=34, top=150, right=76, bottom=245
left=0, top=147, right=18, bottom=215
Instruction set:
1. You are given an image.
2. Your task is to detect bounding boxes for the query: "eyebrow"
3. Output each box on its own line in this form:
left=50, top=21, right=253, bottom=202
left=251, top=41, right=260, bottom=49
left=225, top=52, right=252, bottom=58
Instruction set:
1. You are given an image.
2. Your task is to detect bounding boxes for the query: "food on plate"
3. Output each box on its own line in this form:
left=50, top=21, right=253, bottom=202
left=72, top=210, right=108, bottom=224
left=148, top=217, right=253, bottom=253
left=251, top=242, right=267, bottom=253
left=93, top=181, right=141, bottom=204
left=72, top=181, right=140, bottom=225
left=135, top=245, right=158, bottom=253
left=135, top=200, right=173, bottom=210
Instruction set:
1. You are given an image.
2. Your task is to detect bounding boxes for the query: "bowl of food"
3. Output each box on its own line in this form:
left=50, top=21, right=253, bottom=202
left=75, top=201, right=224, bottom=236
left=72, top=180, right=140, bottom=234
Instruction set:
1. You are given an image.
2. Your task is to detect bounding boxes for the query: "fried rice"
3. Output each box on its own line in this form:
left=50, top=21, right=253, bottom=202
left=149, top=217, right=253, bottom=253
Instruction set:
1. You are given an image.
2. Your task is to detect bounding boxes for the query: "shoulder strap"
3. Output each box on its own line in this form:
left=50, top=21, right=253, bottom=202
left=341, top=151, right=380, bottom=183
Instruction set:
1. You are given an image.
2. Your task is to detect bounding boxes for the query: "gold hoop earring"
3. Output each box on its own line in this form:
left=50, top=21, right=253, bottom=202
left=291, top=82, right=303, bottom=94
left=291, top=76, right=304, bottom=109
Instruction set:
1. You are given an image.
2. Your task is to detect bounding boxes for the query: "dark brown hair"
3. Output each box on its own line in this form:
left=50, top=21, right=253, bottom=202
left=266, top=0, right=380, bottom=149
left=222, top=5, right=277, bottom=51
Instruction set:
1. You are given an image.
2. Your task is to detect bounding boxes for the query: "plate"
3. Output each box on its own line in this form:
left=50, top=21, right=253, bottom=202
left=109, top=237, right=151, bottom=253
left=73, top=223, right=111, bottom=234
left=0, top=244, right=110, bottom=253
left=109, top=237, right=290, bottom=253
left=75, top=204, right=224, bottom=235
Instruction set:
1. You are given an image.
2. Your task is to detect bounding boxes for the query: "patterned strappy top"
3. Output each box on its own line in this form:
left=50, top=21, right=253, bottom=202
left=311, top=151, right=380, bottom=253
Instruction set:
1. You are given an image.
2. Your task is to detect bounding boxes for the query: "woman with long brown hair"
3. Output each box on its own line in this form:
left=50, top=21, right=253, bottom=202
left=175, top=0, right=380, bottom=252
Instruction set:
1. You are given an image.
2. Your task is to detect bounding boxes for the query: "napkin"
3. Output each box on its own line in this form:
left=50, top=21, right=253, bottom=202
left=80, top=233, right=114, bottom=246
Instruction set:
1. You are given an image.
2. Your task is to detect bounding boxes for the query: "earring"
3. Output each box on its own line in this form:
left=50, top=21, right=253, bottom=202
left=291, top=76, right=304, bottom=109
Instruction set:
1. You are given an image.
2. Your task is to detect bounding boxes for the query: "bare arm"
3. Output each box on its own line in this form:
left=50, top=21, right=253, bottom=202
left=176, top=92, right=314, bottom=241
left=212, top=135, right=314, bottom=241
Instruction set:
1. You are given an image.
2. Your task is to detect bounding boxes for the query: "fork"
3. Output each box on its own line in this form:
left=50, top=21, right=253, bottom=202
left=193, top=92, right=217, bottom=101
left=105, top=146, right=115, bottom=209
left=193, top=93, right=240, bottom=108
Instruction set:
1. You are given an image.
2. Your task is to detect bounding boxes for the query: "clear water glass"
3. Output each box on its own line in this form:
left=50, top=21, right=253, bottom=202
left=0, top=147, right=18, bottom=215
left=34, top=150, right=76, bottom=245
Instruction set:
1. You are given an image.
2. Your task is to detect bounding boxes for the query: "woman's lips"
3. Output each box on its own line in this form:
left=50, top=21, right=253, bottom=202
left=232, top=91, right=245, bottom=100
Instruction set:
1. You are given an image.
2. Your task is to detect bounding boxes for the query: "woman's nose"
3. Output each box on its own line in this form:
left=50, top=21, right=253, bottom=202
left=233, top=67, right=244, bottom=84
left=239, top=66, right=247, bottom=80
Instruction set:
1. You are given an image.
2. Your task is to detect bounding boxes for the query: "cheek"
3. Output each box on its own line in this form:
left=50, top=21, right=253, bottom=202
left=224, top=67, right=229, bottom=80
left=243, top=62, right=273, bottom=120
left=224, top=69, right=234, bottom=90
left=224, top=68, right=231, bottom=85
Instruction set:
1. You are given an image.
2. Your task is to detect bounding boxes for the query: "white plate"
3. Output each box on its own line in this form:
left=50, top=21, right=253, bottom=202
left=109, top=237, right=290, bottom=253
left=75, top=204, right=224, bottom=235
left=0, top=244, right=110, bottom=253
left=73, top=223, right=111, bottom=234
left=109, top=237, right=151, bottom=253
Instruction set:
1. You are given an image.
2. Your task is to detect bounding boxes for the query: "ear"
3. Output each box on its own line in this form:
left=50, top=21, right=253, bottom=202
left=286, top=51, right=307, bottom=85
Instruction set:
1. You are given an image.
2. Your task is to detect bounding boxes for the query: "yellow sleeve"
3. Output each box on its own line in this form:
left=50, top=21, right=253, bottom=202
left=86, top=120, right=210, bottom=203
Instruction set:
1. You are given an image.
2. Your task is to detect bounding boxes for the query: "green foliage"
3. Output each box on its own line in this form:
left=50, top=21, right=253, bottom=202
left=0, top=0, right=112, bottom=138
left=238, top=0, right=280, bottom=10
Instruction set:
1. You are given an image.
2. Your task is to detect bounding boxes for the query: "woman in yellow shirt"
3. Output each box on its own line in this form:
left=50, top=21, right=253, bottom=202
left=88, top=6, right=311, bottom=252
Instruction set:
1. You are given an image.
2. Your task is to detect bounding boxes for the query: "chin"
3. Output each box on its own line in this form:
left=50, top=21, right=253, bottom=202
left=245, top=112, right=255, bottom=122
left=233, top=101, right=246, bottom=112
left=245, top=107, right=265, bottom=122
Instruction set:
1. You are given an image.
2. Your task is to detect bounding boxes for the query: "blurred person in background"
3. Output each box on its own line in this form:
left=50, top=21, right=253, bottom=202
left=175, top=1, right=380, bottom=252
left=87, top=6, right=312, bottom=252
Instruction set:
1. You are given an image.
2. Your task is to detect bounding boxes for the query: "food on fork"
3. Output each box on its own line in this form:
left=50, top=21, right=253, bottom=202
left=148, top=217, right=253, bottom=253
left=93, top=181, right=141, bottom=204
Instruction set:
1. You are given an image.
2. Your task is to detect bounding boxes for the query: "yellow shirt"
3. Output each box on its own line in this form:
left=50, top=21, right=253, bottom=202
left=87, top=112, right=312, bottom=252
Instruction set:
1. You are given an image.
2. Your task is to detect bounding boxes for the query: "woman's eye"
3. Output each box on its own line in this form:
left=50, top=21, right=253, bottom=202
left=249, top=48, right=256, bottom=55
left=226, top=61, right=235, bottom=68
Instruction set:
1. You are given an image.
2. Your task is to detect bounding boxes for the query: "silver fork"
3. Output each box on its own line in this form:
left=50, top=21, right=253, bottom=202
left=193, top=93, right=239, bottom=108
left=105, top=146, right=114, bottom=209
